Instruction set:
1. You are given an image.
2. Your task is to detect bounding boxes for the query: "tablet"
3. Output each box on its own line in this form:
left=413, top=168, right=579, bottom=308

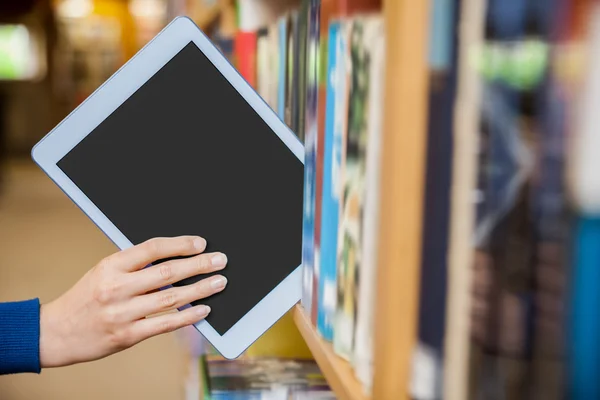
left=31, top=17, right=304, bottom=359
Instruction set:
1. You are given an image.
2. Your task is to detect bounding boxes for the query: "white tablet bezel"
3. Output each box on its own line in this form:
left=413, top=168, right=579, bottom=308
left=31, top=16, right=304, bottom=359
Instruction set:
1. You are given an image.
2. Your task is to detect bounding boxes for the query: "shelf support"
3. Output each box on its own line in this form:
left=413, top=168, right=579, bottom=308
left=373, top=0, right=431, bottom=399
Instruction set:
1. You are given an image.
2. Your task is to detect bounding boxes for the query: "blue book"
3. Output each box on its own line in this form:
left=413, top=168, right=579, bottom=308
left=570, top=217, right=600, bottom=400
left=317, top=21, right=345, bottom=341
left=428, top=0, right=454, bottom=72
left=301, top=134, right=316, bottom=314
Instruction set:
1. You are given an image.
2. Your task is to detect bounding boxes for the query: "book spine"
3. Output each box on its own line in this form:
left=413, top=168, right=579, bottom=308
left=442, top=0, right=486, bottom=397
left=331, top=20, right=351, bottom=355
left=308, top=0, right=322, bottom=326
left=301, top=0, right=316, bottom=317
left=269, top=25, right=280, bottom=113
left=234, top=30, right=257, bottom=88
left=285, top=13, right=296, bottom=129
left=296, top=0, right=310, bottom=141
left=278, top=17, right=288, bottom=120
left=411, top=0, right=458, bottom=398
left=569, top=5, right=600, bottom=399
left=353, top=16, right=385, bottom=395
left=335, top=18, right=368, bottom=361
left=570, top=217, right=600, bottom=400
left=317, top=20, right=343, bottom=342
left=256, top=28, right=270, bottom=102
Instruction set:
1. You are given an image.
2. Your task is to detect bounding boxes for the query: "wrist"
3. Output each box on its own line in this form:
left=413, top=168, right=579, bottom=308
left=39, top=301, right=72, bottom=368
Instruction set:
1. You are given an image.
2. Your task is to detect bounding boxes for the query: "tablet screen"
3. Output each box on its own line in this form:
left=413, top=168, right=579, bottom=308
left=57, top=41, right=304, bottom=335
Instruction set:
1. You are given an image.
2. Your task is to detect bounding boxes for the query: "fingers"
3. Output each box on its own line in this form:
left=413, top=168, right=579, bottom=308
left=111, top=236, right=207, bottom=272
left=132, top=304, right=211, bottom=342
left=126, top=252, right=228, bottom=294
left=128, top=274, right=227, bottom=320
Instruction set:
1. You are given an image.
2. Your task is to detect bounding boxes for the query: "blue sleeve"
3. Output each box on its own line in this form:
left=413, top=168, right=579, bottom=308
left=0, top=299, right=41, bottom=375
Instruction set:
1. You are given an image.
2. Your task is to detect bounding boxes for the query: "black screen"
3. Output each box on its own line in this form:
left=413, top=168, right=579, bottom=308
left=58, top=41, right=304, bottom=335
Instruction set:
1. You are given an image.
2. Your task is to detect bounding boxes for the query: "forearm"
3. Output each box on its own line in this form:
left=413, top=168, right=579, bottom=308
left=0, top=299, right=41, bottom=375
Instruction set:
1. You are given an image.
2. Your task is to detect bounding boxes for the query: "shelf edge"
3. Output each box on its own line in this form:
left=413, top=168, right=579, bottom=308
left=292, top=305, right=370, bottom=400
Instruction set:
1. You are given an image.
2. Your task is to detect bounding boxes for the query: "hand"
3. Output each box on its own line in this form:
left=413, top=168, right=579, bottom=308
left=39, top=236, right=227, bottom=368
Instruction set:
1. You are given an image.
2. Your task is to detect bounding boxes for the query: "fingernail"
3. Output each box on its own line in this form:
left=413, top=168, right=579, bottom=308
left=211, top=276, right=228, bottom=290
left=211, top=253, right=227, bottom=268
left=194, top=237, right=207, bottom=251
left=197, top=305, right=211, bottom=317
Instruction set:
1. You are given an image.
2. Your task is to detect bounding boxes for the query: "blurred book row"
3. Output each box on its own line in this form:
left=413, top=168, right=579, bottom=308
left=183, top=352, right=337, bottom=400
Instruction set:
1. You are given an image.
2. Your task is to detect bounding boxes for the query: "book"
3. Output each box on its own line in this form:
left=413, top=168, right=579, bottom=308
left=567, top=4, right=600, bottom=399
left=301, top=0, right=315, bottom=318
left=410, top=0, right=459, bottom=399
left=300, top=0, right=317, bottom=318
left=285, top=11, right=296, bottom=130
left=331, top=19, right=353, bottom=360
left=317, top=19, right=347, bottom=342
left=316, top=0, right=382, bottom=347
left=353, top=15, right=384, bottom=395
left=204, top=357, right=335, bottom=399
left=338, top=0, right=382, bottom=15
left=278, top=15, right=288, bottom=120
left=306, top=0, right=322, bottom=326
left=334, top=17, right=371, bottom=361
left=291, top=9, right=303, bottom=138
left=442, top=0, right=486, bottom=397
left=212, top=33, right=235, bottom=62
left=234, top=30, right=257, bottom=87
left=314, top=1, right=336, bottom=333
left=570, top=217, right=600, bottom=400
left=256, top=27, right=270, bottom=103
left=297, top=0, right=310, bottom=142
left=268, top=22, right=280, bottom=113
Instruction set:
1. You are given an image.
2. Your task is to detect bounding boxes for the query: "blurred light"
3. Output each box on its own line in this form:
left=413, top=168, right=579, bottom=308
left=0, top=24, right=42, bottom=80
left=129, top=0, right=167, bottom=20
left=57, top=0, right=93, bottom=19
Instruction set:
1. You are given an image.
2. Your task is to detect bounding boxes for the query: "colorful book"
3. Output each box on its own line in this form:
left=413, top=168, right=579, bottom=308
left=353, top=15, right=384, bottom=395
left=316, top=0, right=382, bottom=346
left=204, top=357, right=335, bottom=399
left=314, top=0, right=340, bottom=334
left=306, top=0, right=322, bottom=325
left=300, top=0, right=315, bottom=316
left=568, top=5, right=600, bottom=399
left=334, top=17, right=370, bottom=361
left=317, top=19, right=346, bottom=342
left=234, top=30, right=257, bottom=88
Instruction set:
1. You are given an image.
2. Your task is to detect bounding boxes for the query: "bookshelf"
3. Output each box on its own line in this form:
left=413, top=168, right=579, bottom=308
left=187, top=0, right=433, bottom=398
left=182, top=0, right=594, bottom=398
left=293, top=0, right=432, bottom=397
left=292, top=305, right=369, bottom=400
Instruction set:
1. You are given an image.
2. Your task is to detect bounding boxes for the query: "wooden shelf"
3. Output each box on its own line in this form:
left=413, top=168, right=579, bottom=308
left=292, top=305, right=370, bottom=400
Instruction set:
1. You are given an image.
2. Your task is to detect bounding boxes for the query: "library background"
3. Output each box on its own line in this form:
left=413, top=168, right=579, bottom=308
left=0, top=0, right=599, bottom=399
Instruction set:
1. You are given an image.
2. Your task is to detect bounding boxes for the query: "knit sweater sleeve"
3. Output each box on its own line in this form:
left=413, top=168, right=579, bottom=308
left=0, top=299, right=41, bottom=375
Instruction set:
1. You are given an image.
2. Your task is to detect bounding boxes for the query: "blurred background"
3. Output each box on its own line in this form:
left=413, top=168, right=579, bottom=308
left=1, top=0, right=600, bottom=399
left=0, top=2, right=187, bottom=400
